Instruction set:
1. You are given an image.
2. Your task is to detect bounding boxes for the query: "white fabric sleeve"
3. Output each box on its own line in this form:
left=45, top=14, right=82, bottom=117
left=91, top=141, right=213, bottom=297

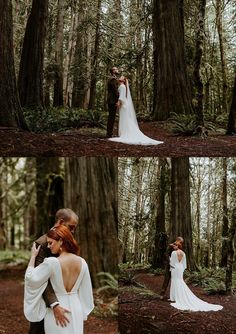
left=118, top=85, right=126, bottom=103
left=182, top=253, right=187, bottom=271
left=24, top=258, right=53, bottom=322
left=169, top=251, right=176, bottom=270
left=78, top=261, right=94, bottom=320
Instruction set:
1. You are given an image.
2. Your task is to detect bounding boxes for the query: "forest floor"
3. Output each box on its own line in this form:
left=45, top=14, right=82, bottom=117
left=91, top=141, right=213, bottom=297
left=1, top=121, right=236, bottom=157
left=0, top=265, right=118, bottom=334
left=119, top=269, right=236, bottom=334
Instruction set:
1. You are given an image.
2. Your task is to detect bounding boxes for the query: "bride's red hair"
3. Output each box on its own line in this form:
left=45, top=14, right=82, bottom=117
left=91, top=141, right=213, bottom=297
left=47, top=225, right=80, bottom=255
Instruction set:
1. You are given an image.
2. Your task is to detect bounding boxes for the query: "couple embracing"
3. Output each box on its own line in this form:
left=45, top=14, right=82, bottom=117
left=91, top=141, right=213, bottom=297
left=160, top=236, right=223, bottom=312
left=24, top=208, right=94, bottom=334
left=106, top=66, right=163, bottom=145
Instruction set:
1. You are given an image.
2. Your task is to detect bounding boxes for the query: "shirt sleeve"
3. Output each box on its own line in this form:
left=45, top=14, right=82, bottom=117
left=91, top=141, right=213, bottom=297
left=78, top=260, right=95, bottom=320
left=24, top=258, right=53, bottom=322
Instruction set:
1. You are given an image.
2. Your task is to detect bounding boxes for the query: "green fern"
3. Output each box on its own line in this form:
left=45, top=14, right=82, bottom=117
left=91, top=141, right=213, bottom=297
left=97, top=272, right=118, bottom=294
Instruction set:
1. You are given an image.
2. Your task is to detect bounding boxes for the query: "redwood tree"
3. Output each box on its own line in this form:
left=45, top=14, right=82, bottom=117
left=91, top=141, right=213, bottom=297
left=18, top=0, right=49, bottom=108
left=153, top=0, right=193, bottom=120
left=64, top=157, right=118, bottom=287
left=226, top=73, right=236, bottom=134
left=170, top=157, right=196, bottom=270
left=36, top=157, right=63, bottom=238
left=0, top=0, right=28, bottom=129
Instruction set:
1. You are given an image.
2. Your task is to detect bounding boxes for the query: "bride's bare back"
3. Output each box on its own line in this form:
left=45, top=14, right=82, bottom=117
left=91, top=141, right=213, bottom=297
left=58, top=254, right=82, bottom=292
left=176, top=249, right=184, bottom=263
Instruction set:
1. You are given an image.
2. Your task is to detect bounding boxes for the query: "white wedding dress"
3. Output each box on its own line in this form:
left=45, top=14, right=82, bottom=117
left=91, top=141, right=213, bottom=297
left=170, top=250, right=223, bottom=312
left=24, top=256, right=94, bottom=333
left=109, top=83, right=163, bottom=145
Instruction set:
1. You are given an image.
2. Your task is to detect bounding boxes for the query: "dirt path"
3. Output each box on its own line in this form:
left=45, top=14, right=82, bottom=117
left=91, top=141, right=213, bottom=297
left=0, top=267, right=117, bottom=334
left=0, top=122, right=236, bottom=157
left=119, top=272, right=236, bottom=334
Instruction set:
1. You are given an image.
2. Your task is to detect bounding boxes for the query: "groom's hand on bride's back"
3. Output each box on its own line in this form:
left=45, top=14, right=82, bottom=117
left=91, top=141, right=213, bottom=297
left=53, top=304, right=71, bottom=327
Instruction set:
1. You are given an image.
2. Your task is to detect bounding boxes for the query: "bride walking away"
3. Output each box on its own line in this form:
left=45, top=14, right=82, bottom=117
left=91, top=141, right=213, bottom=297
left=109, top=76, right=163, bottom=145
left=169, top=243, right=223, bottom=312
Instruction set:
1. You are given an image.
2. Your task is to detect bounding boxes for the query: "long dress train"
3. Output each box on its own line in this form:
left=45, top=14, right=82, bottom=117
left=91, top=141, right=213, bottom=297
left=24, top=256, right=94, bottom=333
left=170, top=251, right=223, bottom=312
left=109, top=83, right=163, bottom=145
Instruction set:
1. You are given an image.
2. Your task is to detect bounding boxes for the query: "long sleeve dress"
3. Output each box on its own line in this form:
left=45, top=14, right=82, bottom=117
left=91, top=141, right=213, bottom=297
left=24, top=256, right=94, bottom=333
left=169, top=251, right=223, bottom=312
left=109, top=84, right=163, bottom=145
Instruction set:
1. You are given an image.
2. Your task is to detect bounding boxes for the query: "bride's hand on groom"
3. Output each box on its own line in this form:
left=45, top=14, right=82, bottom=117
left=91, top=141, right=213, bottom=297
left=53, top=304, right=71, bottom=327
left=31, top=242, right=41, bottom=258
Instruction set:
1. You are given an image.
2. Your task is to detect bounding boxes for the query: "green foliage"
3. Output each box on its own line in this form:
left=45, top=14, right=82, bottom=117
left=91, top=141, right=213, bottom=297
left=119, top=285, right=157, bottom=297
left=169, top=112, right=218, bottom=135
left=150, top=267, right=165, bottom=276
left=23, top=107, right=107, bottom=133
left=169, top=112, right=198, bottom=135
left=97, top=272, right=118, bottom=295
left=185, top=268, right=229, bottom=295
left=0, top=250, right=30, bottom=265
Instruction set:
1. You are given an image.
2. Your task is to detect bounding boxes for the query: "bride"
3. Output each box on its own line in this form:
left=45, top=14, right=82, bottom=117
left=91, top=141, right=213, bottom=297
left=24, top=225, right=94, bottom=333
left=169, top=244, right=223, bottom=312
left=109, top=76, right=163, bottom=145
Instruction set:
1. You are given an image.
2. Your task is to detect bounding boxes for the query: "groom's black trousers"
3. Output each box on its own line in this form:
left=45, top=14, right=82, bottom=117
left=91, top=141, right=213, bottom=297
left=160, top=264, right=171, bottom=296
left=29, top=320, right=45, bottom=334
left=107, top=104, right=117, bottom=137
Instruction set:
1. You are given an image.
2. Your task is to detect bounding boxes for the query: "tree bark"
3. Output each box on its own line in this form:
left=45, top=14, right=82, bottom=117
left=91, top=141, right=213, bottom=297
left=170, top=158, right=195, bottom=270
left=0, top=0, right=28, bottom=129
left=64, top=157, right=118, bottom=288
left=216, top=0, right=228, bottom=115
left=220, top=158, right=228, bottom=267
left=152, top=159, right=168, bottom=269
left=193, top=0, right=206, bottom=129
left=36, top=157, right=62, bottom=238
left=88, top=0, right=102, bottom=110
left=153, top=0, right=193, bottom=120
left=72, top=0, right=88, bottom=108
left=225, top=208, right=236, bottom=294
left=226, top=73, right=236, bottom=133
left=53, top=0, right=65, bottom=107
left=18, top=0, right=48, bottom=108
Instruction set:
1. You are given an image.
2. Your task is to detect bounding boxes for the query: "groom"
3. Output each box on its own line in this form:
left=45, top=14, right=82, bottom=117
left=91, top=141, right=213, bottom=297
left=29, top=208, right=79, bottom=334
left=159, top=236, right=184, bottom=300
left=106, top=66, right=120, bottom=138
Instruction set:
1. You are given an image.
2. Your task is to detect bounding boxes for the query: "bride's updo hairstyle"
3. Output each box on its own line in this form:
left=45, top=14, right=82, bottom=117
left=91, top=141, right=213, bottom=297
left=47, top=225, right=80, bottom=255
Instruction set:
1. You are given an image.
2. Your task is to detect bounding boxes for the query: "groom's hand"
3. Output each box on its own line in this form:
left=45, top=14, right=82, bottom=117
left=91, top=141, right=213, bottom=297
left=53, top=304, right=71, bottom=327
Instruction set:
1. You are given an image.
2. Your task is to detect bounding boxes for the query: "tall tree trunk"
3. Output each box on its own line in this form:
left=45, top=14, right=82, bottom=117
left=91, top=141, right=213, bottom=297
left=152, top=159, right=168, bottom=269
left=63, top=5, right=78, bottom=107
left=216, top=0, right=228, bottom=115
left=64, top=157, right=118, bottom=288
left=44, top=3, right=55, bottom=107
left=170, top=158, right=195, bottom=270
left=18, top=0, right=48, bottom=108
left=0, top=0, right=28, bottom=129
left=193, top=0, right=206, bottom=130
left=153, top=0, right=193, bottom=120
left=226, top=73, right=236, bottom=134
left=220, top=158, right=229, bottom=267
left=36, top=157, right=62, bottom=238
left=225, top=208, right=236, bottom=294
left=53, top=0, right=64, bottom=107
left=88, top=0, right=102, bottom=110
left=72, top=0, right=87, bottom=108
